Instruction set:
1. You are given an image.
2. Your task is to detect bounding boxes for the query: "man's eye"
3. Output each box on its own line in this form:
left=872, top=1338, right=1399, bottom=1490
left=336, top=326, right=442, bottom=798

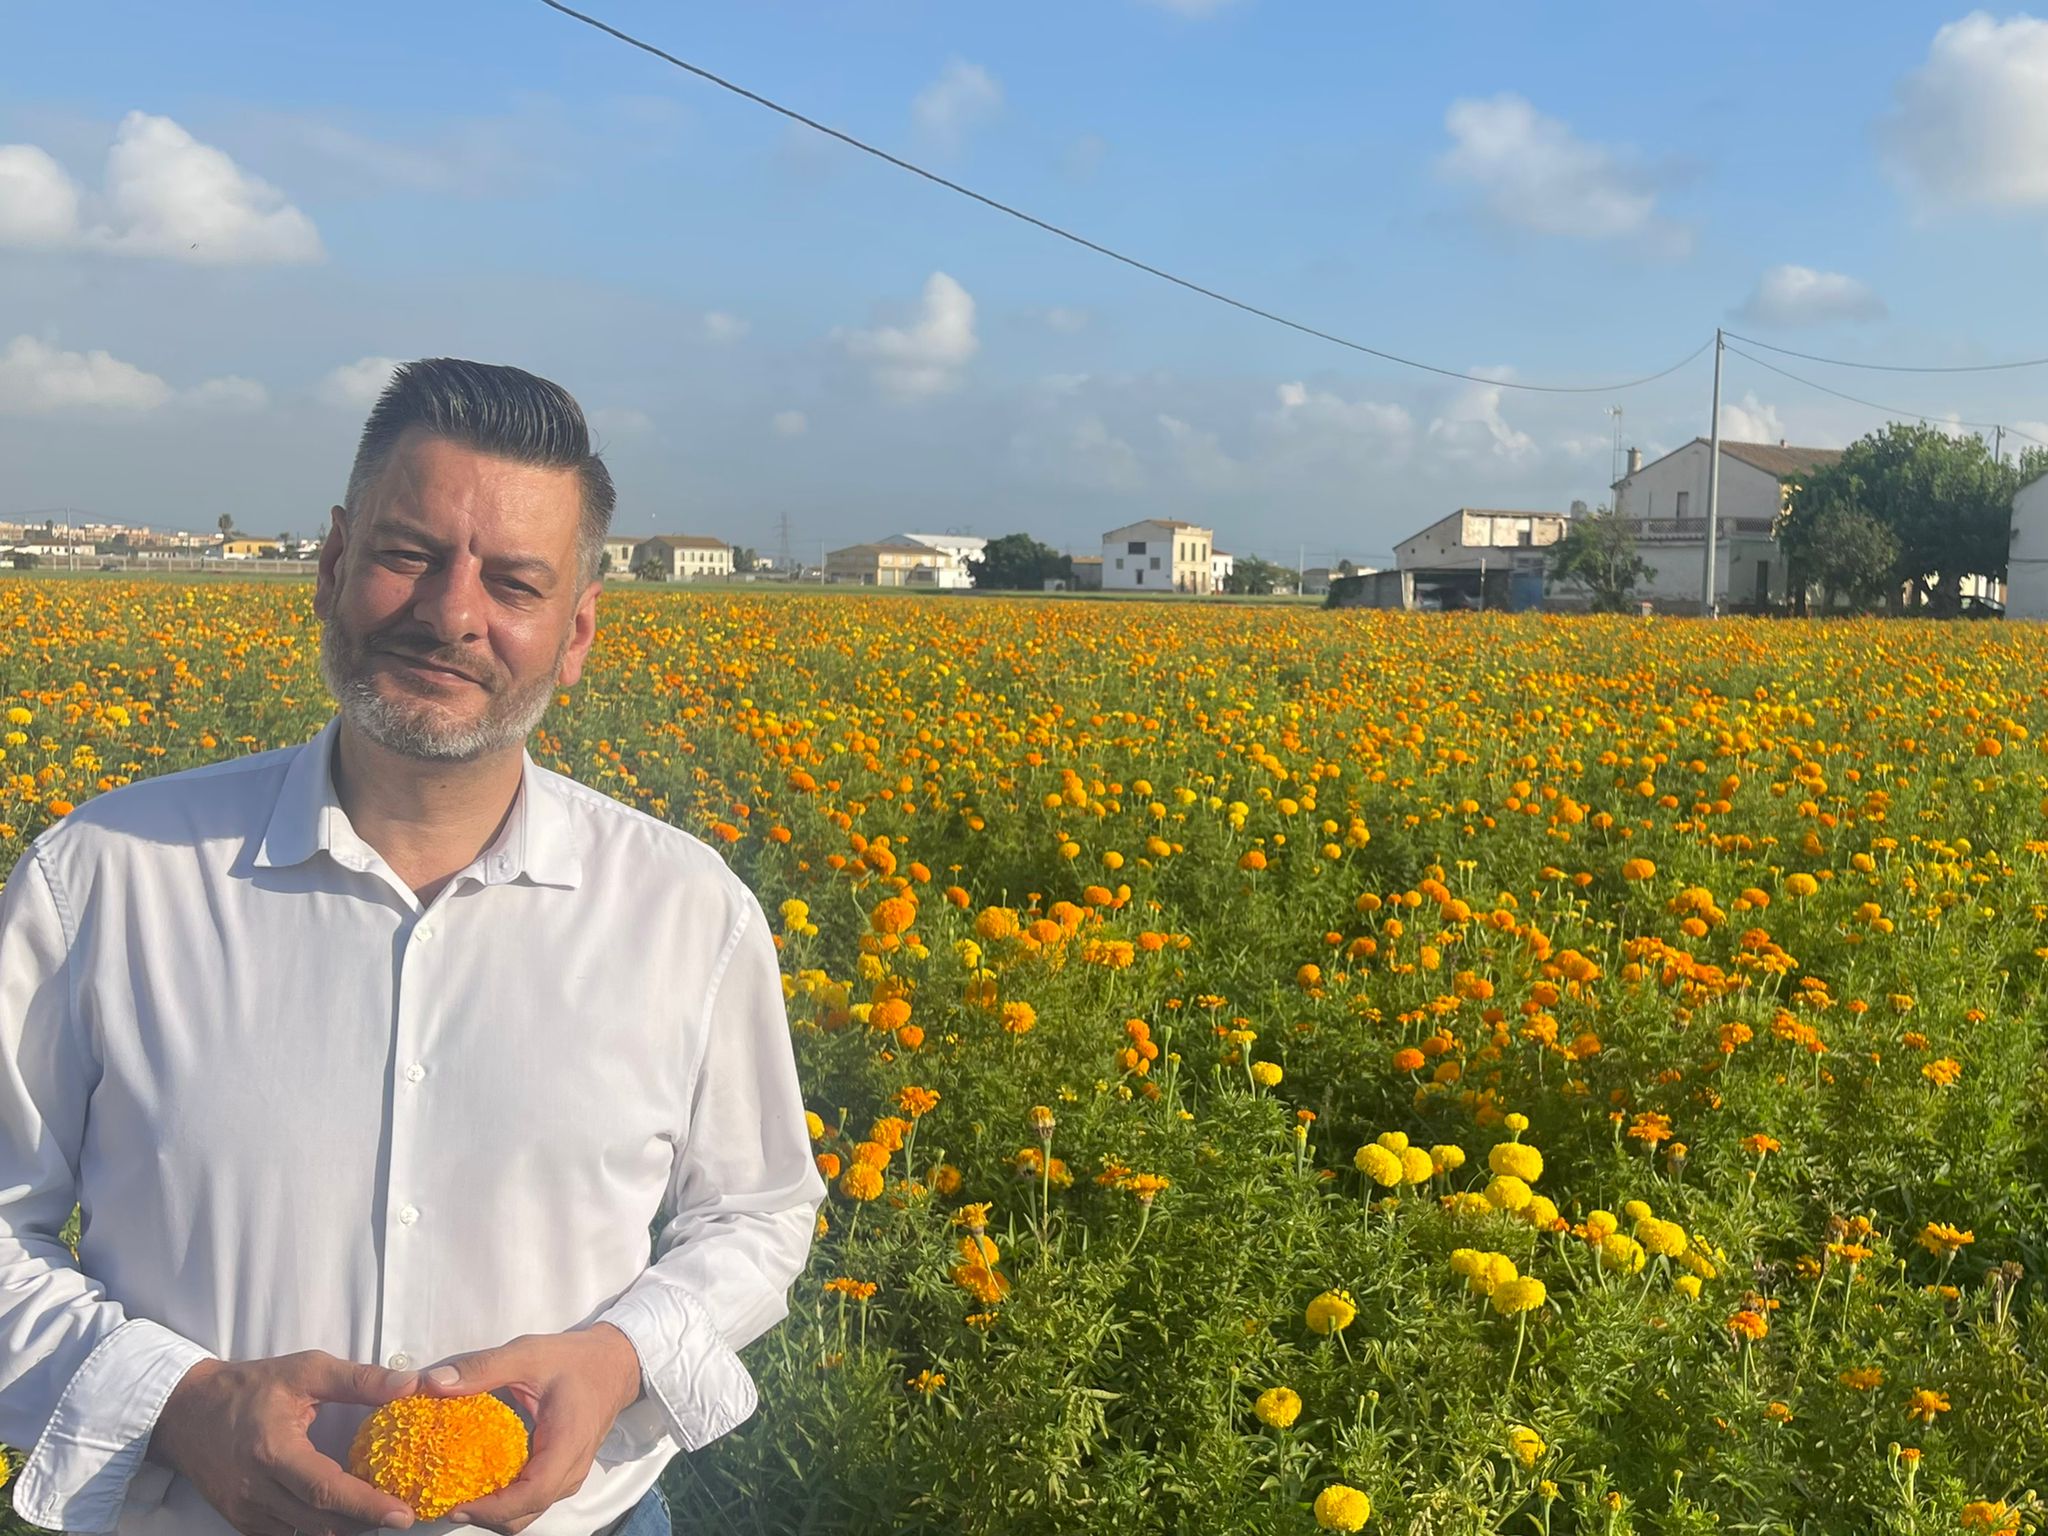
left=386, top=551, right=430, bottom=566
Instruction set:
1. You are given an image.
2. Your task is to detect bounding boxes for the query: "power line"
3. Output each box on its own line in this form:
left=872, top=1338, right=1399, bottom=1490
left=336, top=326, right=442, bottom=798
left=534, top=0, right=1712, bottom=396
left=1722, top=343, right=2048, bottom=449
left=1725, top=331, right=2048, bottom=376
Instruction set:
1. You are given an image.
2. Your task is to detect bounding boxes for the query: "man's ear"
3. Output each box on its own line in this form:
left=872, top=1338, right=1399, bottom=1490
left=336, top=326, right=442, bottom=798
left=554, top=580, right=601, bottom=691
left=313, top=506, right=348, bottom=620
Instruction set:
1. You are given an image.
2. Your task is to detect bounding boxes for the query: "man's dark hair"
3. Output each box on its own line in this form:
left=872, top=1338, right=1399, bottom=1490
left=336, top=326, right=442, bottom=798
left=343, top=358, right=615, bottom=586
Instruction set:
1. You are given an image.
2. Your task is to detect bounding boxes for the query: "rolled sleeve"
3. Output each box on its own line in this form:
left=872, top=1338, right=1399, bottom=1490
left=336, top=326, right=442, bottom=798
left=596, top=884, right=824, bottom=1458
left=13, top=1319, right=216, bottom=1533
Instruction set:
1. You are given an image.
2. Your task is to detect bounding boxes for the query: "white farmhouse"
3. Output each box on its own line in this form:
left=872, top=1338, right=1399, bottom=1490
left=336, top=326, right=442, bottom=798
left=893, top=532, right=988, bottom=590
left=1211, top=548, right=1236, bottom=591
left=1102, top=519, right=1214, bottom=592
left=1611, top=439, right=1841, bottom=611
left=2008, top=472, right=2048, bottom=620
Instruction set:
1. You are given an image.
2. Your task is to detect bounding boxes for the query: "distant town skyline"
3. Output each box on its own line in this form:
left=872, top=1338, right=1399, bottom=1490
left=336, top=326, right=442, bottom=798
left=8, top=3, right=2048, bottom=562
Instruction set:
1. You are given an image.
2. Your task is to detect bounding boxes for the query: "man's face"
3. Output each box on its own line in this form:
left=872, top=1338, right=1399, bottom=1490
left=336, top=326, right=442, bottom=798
left=314, top=428, right=599, bottom=763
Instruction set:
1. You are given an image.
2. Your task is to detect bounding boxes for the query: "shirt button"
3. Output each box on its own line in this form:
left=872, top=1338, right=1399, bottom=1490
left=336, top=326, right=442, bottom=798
left=398, top=1204, right=420, bottom=1225
left=415, top=926, right=434, bottom=943
left=388, top=1352, right=412, bottom=1370
left=404, top=1062, right=426, bottom=1084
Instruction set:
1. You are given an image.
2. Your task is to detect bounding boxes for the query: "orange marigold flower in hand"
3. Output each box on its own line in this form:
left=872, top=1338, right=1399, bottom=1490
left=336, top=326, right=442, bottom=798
left=349, top=1394, right=527, bottom=1520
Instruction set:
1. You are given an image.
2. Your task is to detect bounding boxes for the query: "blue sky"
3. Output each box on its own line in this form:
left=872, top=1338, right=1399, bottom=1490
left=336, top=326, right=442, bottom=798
left=5, top=1, right=2048, bottom=565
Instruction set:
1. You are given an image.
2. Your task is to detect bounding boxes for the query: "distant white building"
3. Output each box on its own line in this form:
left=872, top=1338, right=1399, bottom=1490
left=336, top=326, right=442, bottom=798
left=632, top=535, right=734, bottom=580
left=1611, top=439, right=1842, bottom=610
left=2009, top=473, right=2048, bottom=620
left=1394, top=510, right=1567, bottom=572
left=893, top=532, right=987, bottom=590
left=600, top=534, right=642, bottom=578
left=1211, top=549, right=1236, bottom=590
left=1102, top=519, right=1215, bottom=592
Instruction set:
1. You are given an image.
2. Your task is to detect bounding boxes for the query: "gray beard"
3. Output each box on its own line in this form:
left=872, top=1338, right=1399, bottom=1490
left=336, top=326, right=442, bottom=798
left=317, top=614, right=567, bottom=763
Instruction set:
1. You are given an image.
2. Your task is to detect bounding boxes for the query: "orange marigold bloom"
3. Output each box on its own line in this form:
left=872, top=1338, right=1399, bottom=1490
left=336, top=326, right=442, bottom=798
left=870, top=896, right=918, bottom=935
left=1905, top=1387, right=1950, bottom=1425
left=1728, top=1309, right=1769, bottom=1342
left=348, top=1395, right=528, bottom=1520
left=838, top=1164, right=885, bottom=1201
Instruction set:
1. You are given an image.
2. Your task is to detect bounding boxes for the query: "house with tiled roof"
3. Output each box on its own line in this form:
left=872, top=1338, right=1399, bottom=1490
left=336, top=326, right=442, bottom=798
left=1608, top=438, right=1841, bottom=610
left=631, top=534, right=733, bottom=581
left=1101, top=519, right=1215, bottom=592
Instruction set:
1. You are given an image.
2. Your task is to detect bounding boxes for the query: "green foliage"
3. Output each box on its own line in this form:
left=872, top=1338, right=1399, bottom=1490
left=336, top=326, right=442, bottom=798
left=1225, top=556, right=1294, bottom=596
left=970, top=534, right=1071, bottom=591
left=1546, top=509, right=1654, bottom=612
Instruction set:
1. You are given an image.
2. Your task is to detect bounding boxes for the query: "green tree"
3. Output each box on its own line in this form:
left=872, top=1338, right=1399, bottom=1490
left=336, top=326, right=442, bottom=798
left=1224, top=556, right=1291, bottom=595
left=1779, top=423, right=2012, bottom=616
left=734, top=546, right=759, bottom=573
left=970, top=533, right=1070, bottom=590
left=1546, top=507, right=1654, bottom=612
left=1774, top=477, right=1901, bottom=615
left=631, top=555, right=666, bottom=582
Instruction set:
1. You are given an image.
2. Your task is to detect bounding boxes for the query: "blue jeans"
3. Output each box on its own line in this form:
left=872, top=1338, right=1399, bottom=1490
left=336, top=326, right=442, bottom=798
left=607, top=1483, right=671, bottom=1536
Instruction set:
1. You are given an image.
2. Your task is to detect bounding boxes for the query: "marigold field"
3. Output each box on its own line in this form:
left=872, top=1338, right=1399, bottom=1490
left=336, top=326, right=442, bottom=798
left=5, top=579, right=2048, bottom=1536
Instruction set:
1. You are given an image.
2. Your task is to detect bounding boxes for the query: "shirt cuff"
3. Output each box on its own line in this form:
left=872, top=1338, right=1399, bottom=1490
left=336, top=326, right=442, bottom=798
left=13, top=1317, right=216, bottom=1534
left=595, top=1281, right=759, bottom=1456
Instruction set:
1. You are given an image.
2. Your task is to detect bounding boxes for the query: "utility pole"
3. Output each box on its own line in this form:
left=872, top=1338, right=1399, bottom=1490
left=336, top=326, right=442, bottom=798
left=1702, top=328, right=1724, bottom=619
left=1995, top=425, right=2005, bottom=465
left=1607, top=406, right=1624, bottom=491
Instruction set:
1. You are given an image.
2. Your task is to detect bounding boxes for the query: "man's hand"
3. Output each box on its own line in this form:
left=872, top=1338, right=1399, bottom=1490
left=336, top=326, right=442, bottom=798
left=416, top=1324, right=644, bottom=1535
left=148, top=1351, right=422, bottom=1536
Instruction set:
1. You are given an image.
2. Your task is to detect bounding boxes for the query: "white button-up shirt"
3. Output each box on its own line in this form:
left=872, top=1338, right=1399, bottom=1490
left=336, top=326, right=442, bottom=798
left=0, top=714, right=826, bottom=1536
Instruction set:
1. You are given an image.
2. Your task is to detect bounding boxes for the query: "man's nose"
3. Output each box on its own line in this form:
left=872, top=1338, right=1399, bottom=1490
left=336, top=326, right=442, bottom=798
left=411, top=557, right=485, bottom=645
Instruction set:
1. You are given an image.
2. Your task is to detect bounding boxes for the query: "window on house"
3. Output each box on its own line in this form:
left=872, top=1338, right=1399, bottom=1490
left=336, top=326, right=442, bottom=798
left=1115, top=557, right=1125, bottom=570
left=1675, top=491, right=1691, bottom=519
left=1128, top=540, right=1146, bottom=555
left=1135, top=569, right=1144, bottom=585
left=1150, top=556, right=1161, bottom=570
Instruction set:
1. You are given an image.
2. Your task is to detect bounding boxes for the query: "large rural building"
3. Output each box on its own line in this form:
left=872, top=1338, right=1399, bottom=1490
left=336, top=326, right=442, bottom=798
left=1610, top=439, right=1841, bottom=611
left=1101, top=519, right=1215, bottom=592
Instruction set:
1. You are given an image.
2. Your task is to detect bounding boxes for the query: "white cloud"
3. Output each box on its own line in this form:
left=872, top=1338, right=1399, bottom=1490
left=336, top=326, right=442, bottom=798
left=0, top=113, right=321, bottom=264
left=1882, top=12, right=2048, bottom=209
left=834, top=272, right=979, bottom=399
left=913, top=60, right=1003, bottom=152
left=772, top=409, right=809, bottom=437
left=1439, top=94, right=1681, bottom=248
left=1156, top=412, right=1243, bottom=488
left=0, top=145, right=81, bottom=247
left=1040, top=306, right=1090, bottom=334
left=320, top=356, right=403, bottom=410
left=184, top=375, right=269, bottom=412
left=0, top=336, right=173, bottom=414
left=1426, top=377, right=1537, bottom=463
left=93, top=112, right=322, bottom=264
left=1717, top=391, right=1787, bottom=443
left=702, top=311, right=750, bottom=343
left=1736, top=264, right=1886, bottom=328
left=1272, top=381, right=1414, bottom=442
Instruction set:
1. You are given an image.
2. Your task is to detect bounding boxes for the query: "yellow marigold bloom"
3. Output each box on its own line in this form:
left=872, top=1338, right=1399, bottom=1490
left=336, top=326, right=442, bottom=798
left=1485, top=1175, right=1533, bottom=1213
left=1313, top=1484, right=1371, bottom=1531
left=780, top=898, right=811, bottom=929
left=1622, top=1199, right=1652, bottom=1222
left=1354, top=1144, right=1403, bottom=1187
left=1961, top=1501, right=2020, bottom=1535
left=1674, top=1274, right=1702, bottom=1300
left=804, top=1110, right=827, bottom=1141
left=1251, top=1060, right=1284, bottom=1087
left=1905, top=1387, right=1950, bottom=1425
left=4, top=708, right=30, bottom=727
left=1000, top=1000, right=1039, bottom=1035
left=1253, top=1386, right=1302, bottom=1428
left=1398, top=1147, right=1435, bottom=1185
left=950, top=1259, right=1010, bottom=1304
left=1838, top=1366, right=1884, bottom=1391
left=838, top=1163, right=885, bottom=1201
left=1922, top=1057, right=1962, bottom=1088
left=348, top=1395, right=528, bottom=1521
left=1443, top=1191, right=1493, bottom=1218
left=1785, top=872, right=1819, bottom=899
left=1636, top=1217, right=1688, bottom=1259
left=908, top=1369, right=945, bottom=1395
left=1304, top=1289, right=1356, bottom=1335
left=1583, top=1210, right=1619, bottom=1241
left=1488, top=1142, right=1543, bottom=1183
left=1506, top=1425, right=1546, bottom=1470
left=1430, top=1144, right=1467, bottom=1174
left=1491, top=1276, right=1546, bottom=1315
left=1466, top=1252, right=1519, bottom=1298
left=1522, top=1195, right=1560, bottom=1231
left=1374, top=1130, right=1410, bottom=1153
left=1919, top=1222, right=1975, bottom=1257
left=957, top=1233, right=1000, bottom=1267
left=1503, top=1112, right=1529, bottom=1134
left=953, top=1201, right=993, bottom=1232
left=1600, top=1234, right=1646, bottom=1275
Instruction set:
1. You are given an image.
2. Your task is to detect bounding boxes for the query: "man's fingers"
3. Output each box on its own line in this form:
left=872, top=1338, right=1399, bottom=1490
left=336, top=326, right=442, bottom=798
left=289, top=1350, right=420, bottom=1406
left=417, top=1340, right=526, bottom=1397
left=445, top=1428, right=584, bottom=1533
left=268, top=1443, right=416, bottom=1531
left=263, top=1484, right=382, bottom=1536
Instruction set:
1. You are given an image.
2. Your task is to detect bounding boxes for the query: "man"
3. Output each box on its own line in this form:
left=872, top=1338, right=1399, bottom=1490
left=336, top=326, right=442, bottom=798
left=0, top=359, right=826, bottom=1536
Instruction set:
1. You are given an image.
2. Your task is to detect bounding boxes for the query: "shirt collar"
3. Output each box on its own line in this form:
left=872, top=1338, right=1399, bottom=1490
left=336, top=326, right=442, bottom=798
left=253, top=714, right=583, bottom=889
